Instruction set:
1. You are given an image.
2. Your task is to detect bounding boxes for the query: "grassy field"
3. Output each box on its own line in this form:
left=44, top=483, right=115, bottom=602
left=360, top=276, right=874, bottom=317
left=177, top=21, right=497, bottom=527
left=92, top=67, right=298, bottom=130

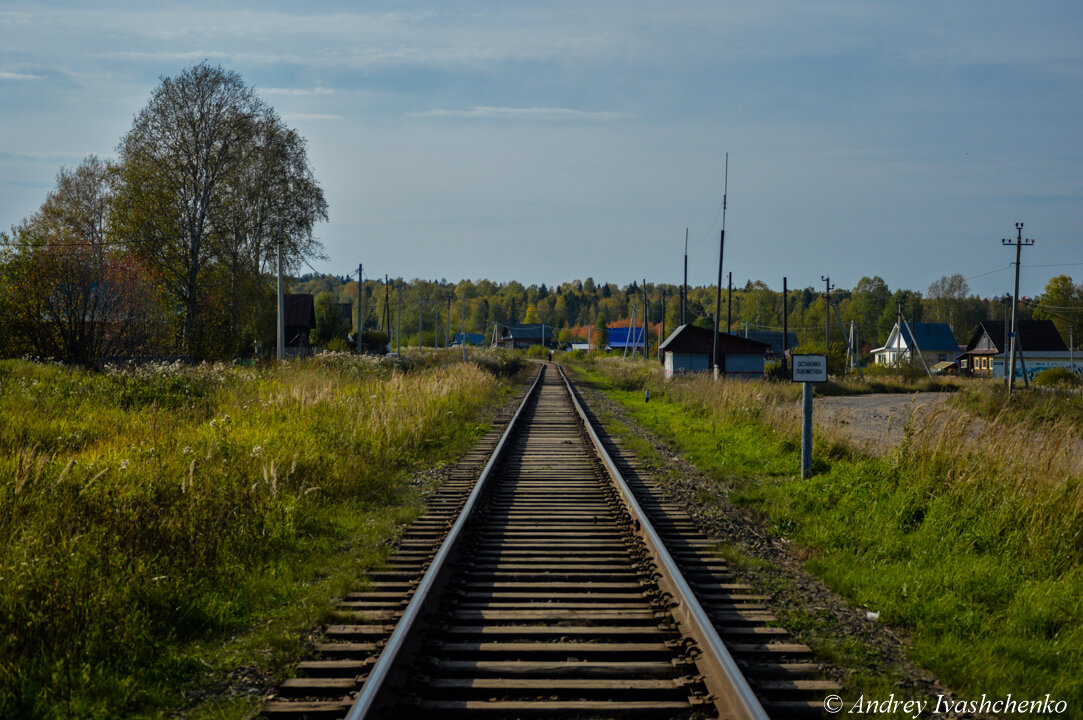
left=0, top=351, right=519, bottom=719
left=568, top=356, right=1083, bottom=711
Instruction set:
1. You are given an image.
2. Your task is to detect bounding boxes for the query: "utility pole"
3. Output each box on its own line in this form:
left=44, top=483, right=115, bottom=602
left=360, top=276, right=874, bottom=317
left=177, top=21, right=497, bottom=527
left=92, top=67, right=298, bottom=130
left=357, top=264, right=364, bottom=354
left=782, top=277, right=789, bottom=375
left=446, top=296, right=452, bottom=348
left=418, top=296, right=423, bottom=351
left=434, top=302, right=439, bottom=349
left=642, top=278, right=648, bottom=361
left=660, top=288, right=666, bottom=359
left=821, top=275, right=833, bottom=351
left=461, top=296, right=467, bottom=362
left=682, top=228, right=688, bottom=325
left=1003, top=222, right=1035, bottom=393
left=396, top=288, right=401, bottom=355
left=276, top=223, right=285, bottom=361
left=712, top=153, right=728, bottom=380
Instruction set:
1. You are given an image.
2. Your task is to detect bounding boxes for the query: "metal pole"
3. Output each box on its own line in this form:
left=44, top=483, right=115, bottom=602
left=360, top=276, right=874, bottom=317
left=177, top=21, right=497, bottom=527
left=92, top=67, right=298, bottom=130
left=358, top=264, right=364, bottom=354
left=801, top=382, right=813, bottom=478
left=683, top=228, right=688, bottom=325
left=712, top=153, right=728, bottom=380
left=276, top=223, right=285, bottom=360
left=727, top=272, right=732, bottom=334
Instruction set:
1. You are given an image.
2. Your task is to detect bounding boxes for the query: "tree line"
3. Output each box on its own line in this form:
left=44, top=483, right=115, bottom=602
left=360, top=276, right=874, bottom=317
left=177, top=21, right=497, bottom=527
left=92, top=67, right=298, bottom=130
left=0, top=63, right=327, bottom=365
left=297, top=271, right=1083, bottom=355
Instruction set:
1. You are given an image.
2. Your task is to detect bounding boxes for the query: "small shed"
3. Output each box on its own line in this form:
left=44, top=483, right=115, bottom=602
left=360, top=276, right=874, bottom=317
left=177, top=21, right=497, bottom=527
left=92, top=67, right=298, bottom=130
left=658, top=324, right=770, bottom=378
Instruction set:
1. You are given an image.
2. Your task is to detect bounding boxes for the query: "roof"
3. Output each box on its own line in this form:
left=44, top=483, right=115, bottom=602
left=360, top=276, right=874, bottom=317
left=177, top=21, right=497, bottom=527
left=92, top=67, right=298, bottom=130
left=284, top=294, right=316, bottom=328
left=498, top=323, right=554, bottom=339
left=898, top=322, right=958, bottom=353
left=962, top=319, right=1067, bottom=354
left=659, top=324, right=771, bottom=359
left=452, top=332, right=486, bottom=346
left=607, top=326, right=645, bottom=348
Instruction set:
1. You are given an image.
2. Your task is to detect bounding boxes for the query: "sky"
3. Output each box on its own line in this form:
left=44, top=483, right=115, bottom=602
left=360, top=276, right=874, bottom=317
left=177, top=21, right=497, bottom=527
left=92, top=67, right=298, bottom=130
left=2, top=1, right=1082, bottom=299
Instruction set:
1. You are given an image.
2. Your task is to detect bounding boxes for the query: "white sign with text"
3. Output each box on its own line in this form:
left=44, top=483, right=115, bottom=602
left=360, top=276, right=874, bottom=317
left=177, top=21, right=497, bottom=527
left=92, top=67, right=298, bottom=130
left=791, top=354, right=828, bottom=383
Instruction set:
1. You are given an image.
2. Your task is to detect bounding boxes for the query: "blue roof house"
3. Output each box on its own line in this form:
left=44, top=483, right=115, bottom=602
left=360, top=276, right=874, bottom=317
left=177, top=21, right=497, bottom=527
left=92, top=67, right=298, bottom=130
left=607, top=326, right=646, bottom=351
left=872, top=322, right=959, bottom=369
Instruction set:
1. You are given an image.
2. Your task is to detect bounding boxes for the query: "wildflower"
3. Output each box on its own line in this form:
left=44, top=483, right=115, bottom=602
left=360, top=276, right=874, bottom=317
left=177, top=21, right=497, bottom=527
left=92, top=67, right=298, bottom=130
left=182, top=446, right=192, bottom=455
left=251, top=445, right=263, bottom=458
left=119, top=460, right=129, bottom=470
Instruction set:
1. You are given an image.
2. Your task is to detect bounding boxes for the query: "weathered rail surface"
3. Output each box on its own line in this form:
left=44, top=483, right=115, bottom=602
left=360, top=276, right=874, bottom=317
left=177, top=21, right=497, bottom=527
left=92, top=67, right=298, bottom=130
left=262, top=365, right=835, bottom=719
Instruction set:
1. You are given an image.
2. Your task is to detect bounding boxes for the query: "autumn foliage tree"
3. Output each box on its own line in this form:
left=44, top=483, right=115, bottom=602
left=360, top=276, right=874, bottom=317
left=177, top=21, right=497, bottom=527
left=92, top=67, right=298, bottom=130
left=112, top=63, right=327, bottom=358
left=1, top=157, right=157, bottom=365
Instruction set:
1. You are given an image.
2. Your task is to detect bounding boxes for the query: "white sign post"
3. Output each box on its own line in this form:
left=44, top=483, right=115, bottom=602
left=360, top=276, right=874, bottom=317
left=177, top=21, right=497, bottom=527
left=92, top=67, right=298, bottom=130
left=792, top=354, right=828, bottom=478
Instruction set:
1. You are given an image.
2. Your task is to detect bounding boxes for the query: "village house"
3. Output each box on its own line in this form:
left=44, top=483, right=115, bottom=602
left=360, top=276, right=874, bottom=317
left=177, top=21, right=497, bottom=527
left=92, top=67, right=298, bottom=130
left=658, top=324, right=770, bottom=378
left=871, top=322, right=959, bottom=371
left=607, top=326, right=646, bottom=353
left=491, top=323, right=556, bottom=349
left=958, top=319, right=1072, bottom=379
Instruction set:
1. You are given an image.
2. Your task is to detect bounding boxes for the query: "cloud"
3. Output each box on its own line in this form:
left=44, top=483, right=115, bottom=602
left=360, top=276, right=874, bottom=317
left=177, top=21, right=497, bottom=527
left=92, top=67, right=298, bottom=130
left=0, top=71, right=41, bottom=80
left=262, top=86, right=335, bottom=96
left=407, top=106, right=630, bottom=122
left=282, top=113, right=342, bottom=121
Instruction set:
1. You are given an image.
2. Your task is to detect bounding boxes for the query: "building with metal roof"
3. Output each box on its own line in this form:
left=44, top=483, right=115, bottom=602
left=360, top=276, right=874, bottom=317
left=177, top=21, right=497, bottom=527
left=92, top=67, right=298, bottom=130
left=871, top=322, right=959, bottom=368
left=492, top=323, right=556, bottom=349
left=958, top=319, right=1071, bottom=379
left=658, top=324, right=770, bottom=378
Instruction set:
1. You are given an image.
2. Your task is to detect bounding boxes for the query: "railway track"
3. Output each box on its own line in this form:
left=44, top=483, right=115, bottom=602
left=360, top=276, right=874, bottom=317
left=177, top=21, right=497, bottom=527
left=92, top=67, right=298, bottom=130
left=263, top=365, right=835, bottom=719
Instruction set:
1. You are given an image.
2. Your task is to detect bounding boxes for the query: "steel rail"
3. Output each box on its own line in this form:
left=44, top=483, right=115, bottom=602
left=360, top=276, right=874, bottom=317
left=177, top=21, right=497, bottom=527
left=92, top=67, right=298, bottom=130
left=557, top=364, right=771, bottom=720
left=344, top=365, right=546, bottom=720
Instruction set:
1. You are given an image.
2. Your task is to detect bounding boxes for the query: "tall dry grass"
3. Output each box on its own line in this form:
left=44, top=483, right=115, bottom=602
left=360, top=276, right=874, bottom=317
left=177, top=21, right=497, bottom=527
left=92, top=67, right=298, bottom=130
left=0, top=354, right=506, bottom=718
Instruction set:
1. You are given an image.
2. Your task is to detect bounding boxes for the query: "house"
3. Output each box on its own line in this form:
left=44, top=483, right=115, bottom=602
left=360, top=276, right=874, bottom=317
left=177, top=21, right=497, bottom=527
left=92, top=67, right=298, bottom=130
left=871, top=322, right=959, bottom=369
left=451, top=332, right=486, bottom=347
left=658, top=324, right=770, bottom=378
left=958, top=320, right=1071, bottom=379
left=492, top=323, right=556, bottom=349
left=607, top=326, right=646, bottom=352
left=284, top=294, right=316, bottom=348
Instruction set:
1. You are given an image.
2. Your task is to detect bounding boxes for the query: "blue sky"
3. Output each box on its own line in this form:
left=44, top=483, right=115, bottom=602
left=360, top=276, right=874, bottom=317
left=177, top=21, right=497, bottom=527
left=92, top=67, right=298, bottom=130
left=2, top=1, right=1081, bottom=298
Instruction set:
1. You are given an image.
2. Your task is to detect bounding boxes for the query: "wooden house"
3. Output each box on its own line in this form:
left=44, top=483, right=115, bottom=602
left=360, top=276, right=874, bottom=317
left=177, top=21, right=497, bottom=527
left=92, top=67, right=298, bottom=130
left=492, top=323, right=556, bottom=349
left=958, top=320, right=1070, bottom=379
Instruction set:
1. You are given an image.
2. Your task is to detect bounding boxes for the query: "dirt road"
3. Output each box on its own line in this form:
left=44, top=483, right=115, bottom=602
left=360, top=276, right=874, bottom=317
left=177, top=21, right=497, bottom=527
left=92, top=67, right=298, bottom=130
left=814, top=392, right=953, bottom=455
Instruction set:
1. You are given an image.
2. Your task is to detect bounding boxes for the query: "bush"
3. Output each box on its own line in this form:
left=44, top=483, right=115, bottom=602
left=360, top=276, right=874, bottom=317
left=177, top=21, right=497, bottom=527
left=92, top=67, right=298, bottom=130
left=1033, top=366, right=1081, bottom=388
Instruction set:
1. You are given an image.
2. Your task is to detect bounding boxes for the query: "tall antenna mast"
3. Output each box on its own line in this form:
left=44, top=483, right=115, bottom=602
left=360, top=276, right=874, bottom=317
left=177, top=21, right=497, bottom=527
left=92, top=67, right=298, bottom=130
left=682, top=228, right=688, bottom=325
left=712, top=153, right=728, bottom=380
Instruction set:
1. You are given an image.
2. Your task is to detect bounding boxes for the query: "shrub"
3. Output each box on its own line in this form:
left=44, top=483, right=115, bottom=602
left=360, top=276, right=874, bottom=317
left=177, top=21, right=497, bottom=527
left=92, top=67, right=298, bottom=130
left=1033, top=366, right=1081, bottom=388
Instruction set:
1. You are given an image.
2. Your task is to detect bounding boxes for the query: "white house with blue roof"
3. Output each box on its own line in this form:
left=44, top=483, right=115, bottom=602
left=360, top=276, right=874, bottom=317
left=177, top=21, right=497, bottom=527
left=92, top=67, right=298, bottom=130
left=872, top=322, right=960, bottom=369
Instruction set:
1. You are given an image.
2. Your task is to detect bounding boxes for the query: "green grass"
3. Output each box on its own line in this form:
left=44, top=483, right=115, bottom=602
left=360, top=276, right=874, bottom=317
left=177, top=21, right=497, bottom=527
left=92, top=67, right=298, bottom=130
left=568, top=357, right=1083, bottom=709
left=0, top=354, right=515, bottom=719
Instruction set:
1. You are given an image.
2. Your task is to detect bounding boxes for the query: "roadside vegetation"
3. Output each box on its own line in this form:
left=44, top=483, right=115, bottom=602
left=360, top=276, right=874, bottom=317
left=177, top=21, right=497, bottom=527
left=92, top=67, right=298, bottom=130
left=0, top=351, right=520, bottom=719
left=568, top=355, right=1083, bottom=709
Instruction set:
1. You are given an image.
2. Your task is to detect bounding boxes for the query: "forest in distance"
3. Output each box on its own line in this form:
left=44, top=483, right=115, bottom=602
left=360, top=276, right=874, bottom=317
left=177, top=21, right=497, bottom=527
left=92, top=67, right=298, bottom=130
left=297, top=270, right=1083, bottom=353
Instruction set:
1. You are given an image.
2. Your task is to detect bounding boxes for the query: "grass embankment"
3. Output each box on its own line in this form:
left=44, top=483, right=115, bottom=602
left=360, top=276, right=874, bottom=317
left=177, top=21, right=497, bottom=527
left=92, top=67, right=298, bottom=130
left=570, top=356, right=1083, bottom=709
left=0, top=351, right=519, bottom=719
